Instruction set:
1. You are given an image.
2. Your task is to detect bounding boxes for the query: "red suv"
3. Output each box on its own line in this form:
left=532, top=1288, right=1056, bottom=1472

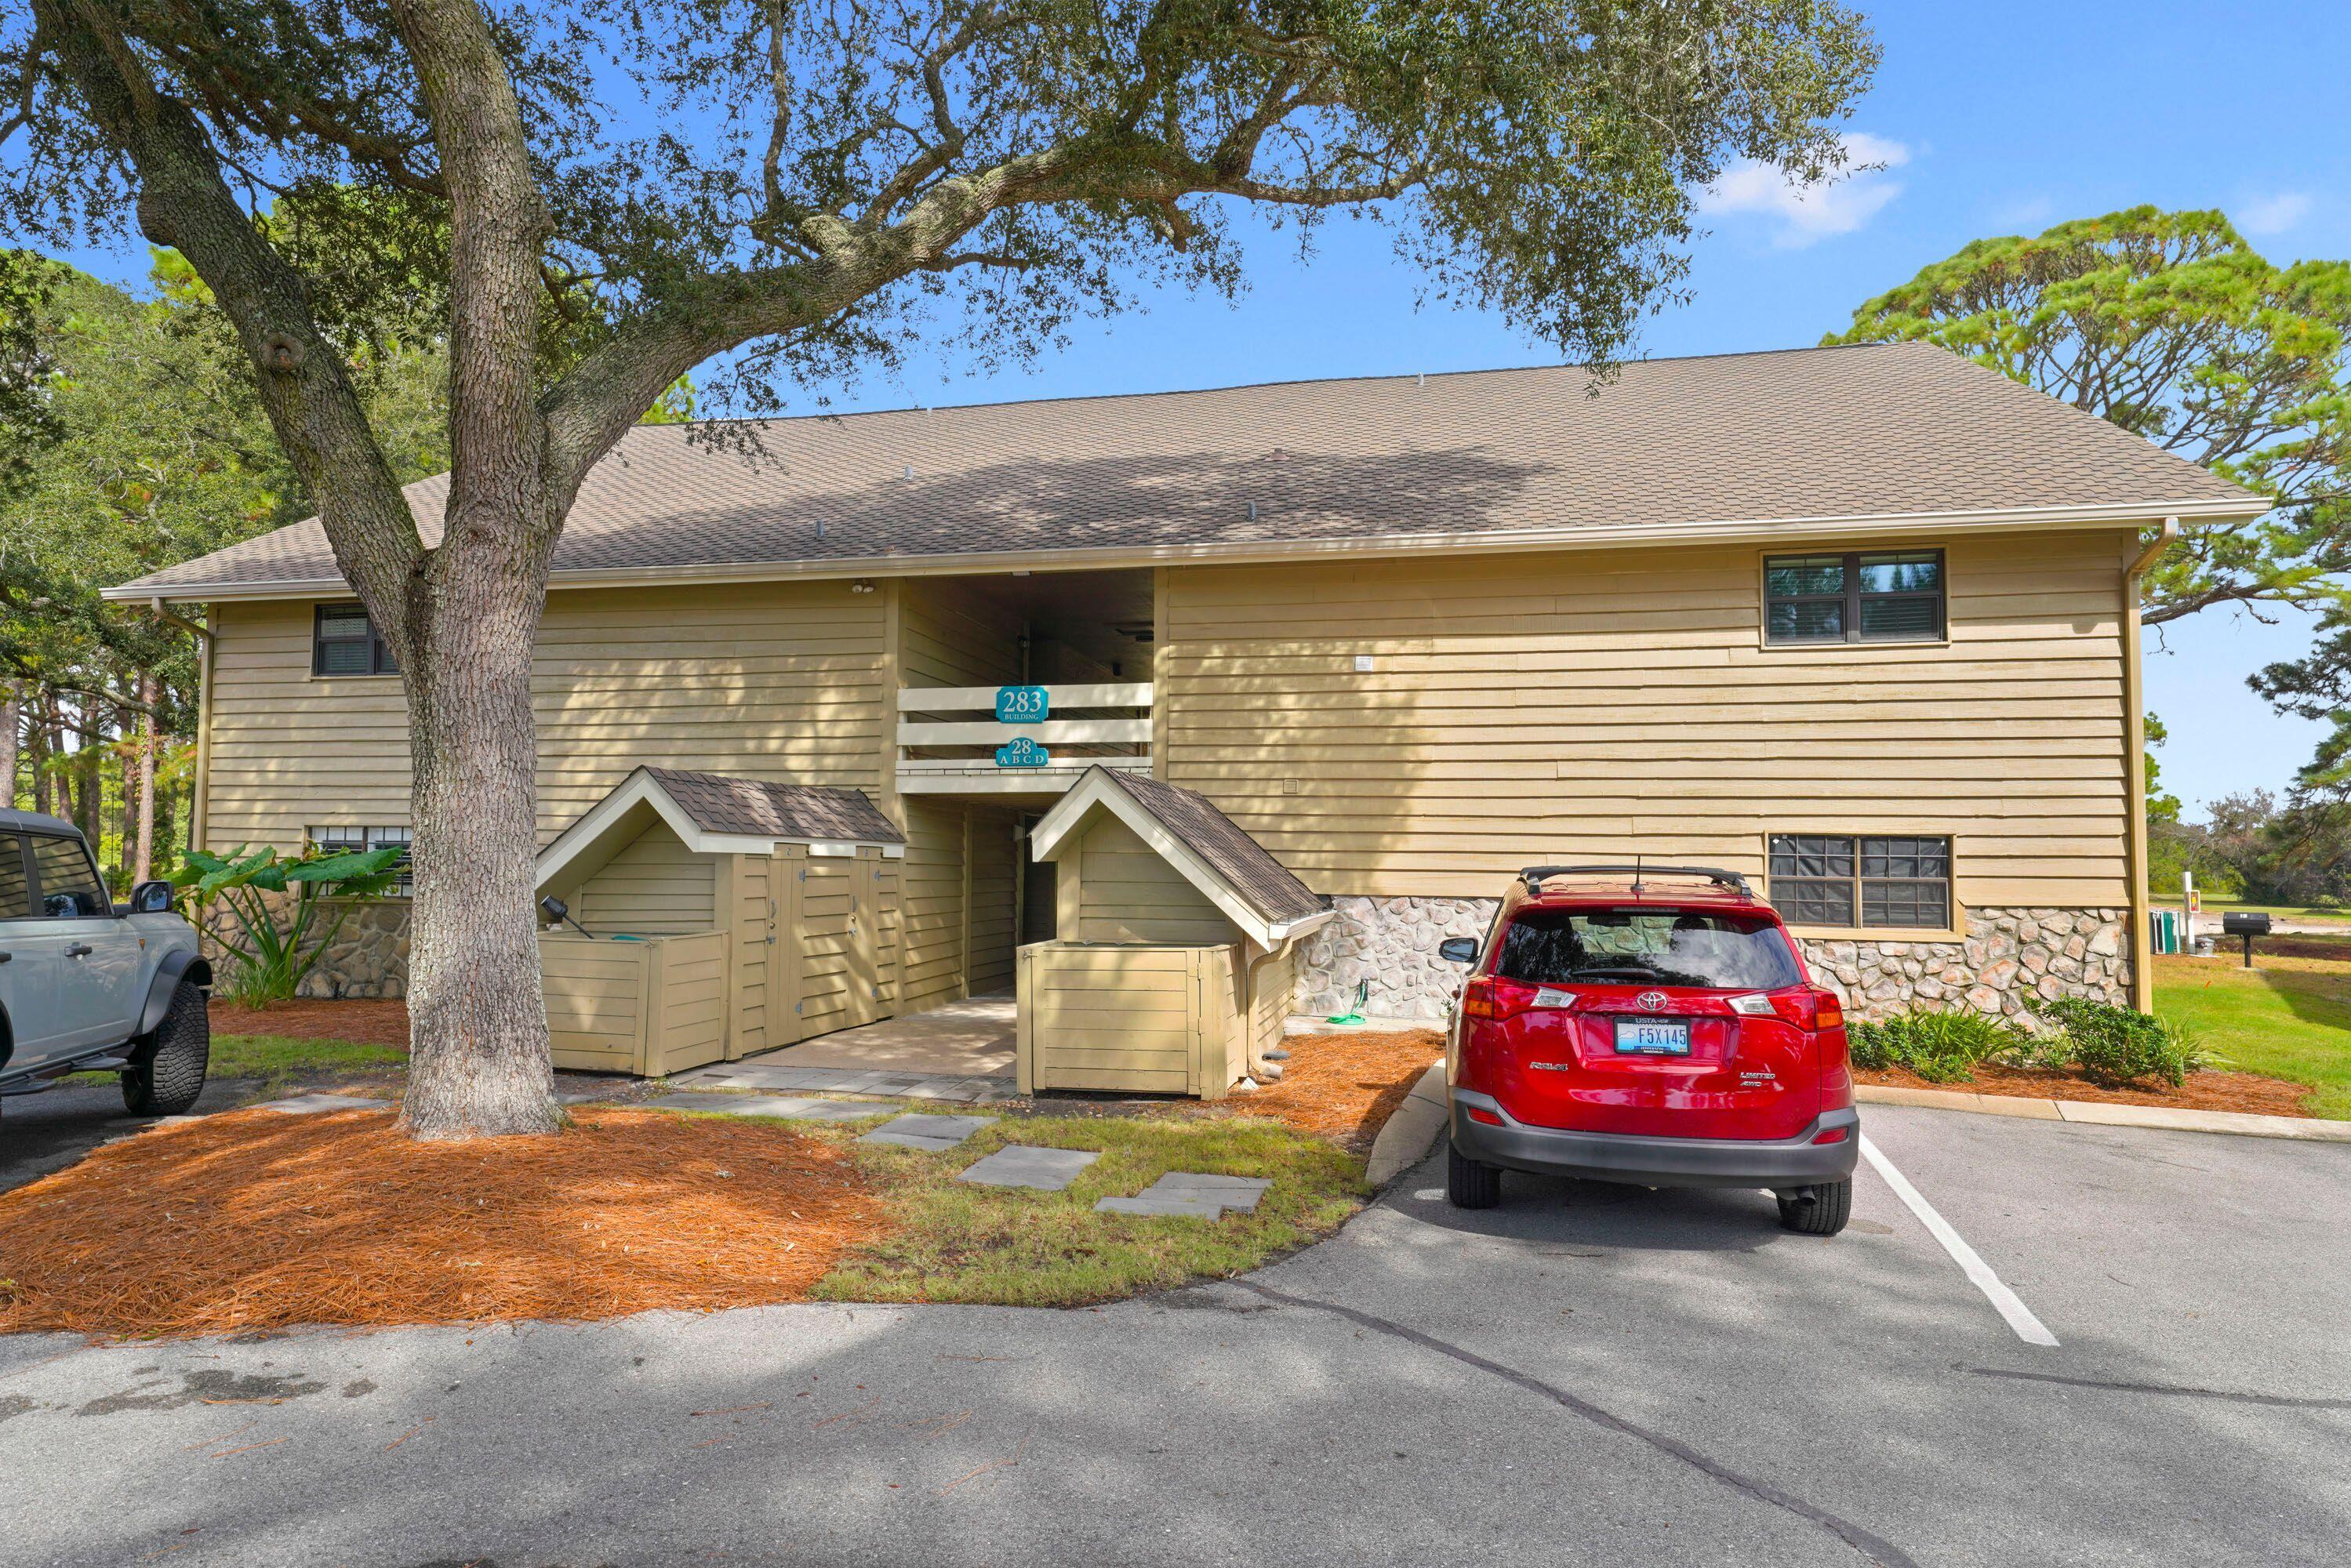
left=1440, top=865, right=1857, bottom=1235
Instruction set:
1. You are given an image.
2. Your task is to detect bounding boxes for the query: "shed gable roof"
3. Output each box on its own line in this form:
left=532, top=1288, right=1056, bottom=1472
left=1032, top=766, right=1329, bottom=947
left=109, top=343, right=2265, bottom=602
left=534, top=766, right=902, bottom=893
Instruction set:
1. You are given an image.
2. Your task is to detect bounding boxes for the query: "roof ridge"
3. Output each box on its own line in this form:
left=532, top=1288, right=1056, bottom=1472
left=624, top=342, right=1913, bottom=432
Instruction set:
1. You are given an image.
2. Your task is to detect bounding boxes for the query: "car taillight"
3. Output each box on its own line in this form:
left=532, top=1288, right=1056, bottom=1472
left=1466, top=1105, right=1504, bottom=1126
left=1461, top=976, right=1536, bottom=1021
left=1811, top=1125, right=1851, bottom=1145
left=1763, top=988, right=1844, bottom=1030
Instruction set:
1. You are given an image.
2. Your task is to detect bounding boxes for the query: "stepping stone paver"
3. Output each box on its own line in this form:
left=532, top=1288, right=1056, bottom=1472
left=859, top=1112, right=997, bottom=1151
left=1096, top=1172, right=1271, bottom=1218
left=650, top=1091, right=884, bottom=1123
left=957, top=1145, right=1099, bottom=1191
left=258, top=1093, right=384, bottom=1115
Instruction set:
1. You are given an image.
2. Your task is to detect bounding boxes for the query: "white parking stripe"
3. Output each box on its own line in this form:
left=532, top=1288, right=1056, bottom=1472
left=1859, top=1134, right=2059, bottom=1348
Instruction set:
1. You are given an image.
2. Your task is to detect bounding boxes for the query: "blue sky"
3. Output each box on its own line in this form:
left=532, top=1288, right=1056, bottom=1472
left=774, top=2, right=2351, bottom=820
left=53, top=2, right=2349, bottom=816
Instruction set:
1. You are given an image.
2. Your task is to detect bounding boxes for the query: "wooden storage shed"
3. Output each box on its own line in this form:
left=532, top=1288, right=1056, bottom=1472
left=532, top=767, right=905, bottom=1074
left=1018, top=767, right=1332, bottom=1099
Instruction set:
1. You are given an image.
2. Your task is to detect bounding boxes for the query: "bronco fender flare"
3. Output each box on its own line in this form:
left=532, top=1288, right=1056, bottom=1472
left=135, top=949, right=216, bottom=1041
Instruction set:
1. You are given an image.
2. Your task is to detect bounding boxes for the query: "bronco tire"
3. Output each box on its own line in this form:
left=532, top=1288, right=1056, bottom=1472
left=1447, top=1140, right=1502, bottom=1209
left=123, top=978, right=209, bottom=1116
left=1776, top=1178, right=1852, bottom=1236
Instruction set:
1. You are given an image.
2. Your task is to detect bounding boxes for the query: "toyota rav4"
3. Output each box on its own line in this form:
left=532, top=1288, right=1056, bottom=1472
left=1439, top=864, right=1857, bottom=1235
left=0, top=809, right=213, bottom=1122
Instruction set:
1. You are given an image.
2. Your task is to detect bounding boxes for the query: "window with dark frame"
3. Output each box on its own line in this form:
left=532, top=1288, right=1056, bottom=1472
left=1769, top=833, right=1952, bottom=930
left=1764, top=550, right=1945, bottom=645
left=307, top=825, right=414, bottom=896
left=312, top=603, right=398, bottom=676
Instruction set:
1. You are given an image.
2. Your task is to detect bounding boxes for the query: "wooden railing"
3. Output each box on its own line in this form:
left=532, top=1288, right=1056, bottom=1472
left=896, top=681, right=1152, bottom=795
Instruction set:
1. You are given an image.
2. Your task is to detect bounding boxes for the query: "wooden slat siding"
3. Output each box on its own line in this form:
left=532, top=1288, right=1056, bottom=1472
left=727, top=852, right=772, bottom=1060
left=795, top=855, right=859, bottom=1036
left=968, top=806, right=1019, bottom=994
left=1249, top=946, right=1297, bottom=1065
left=202, top=581, right=888, bottom=854
left=871, top=848, right=903, bottom=1014
left=649, top=931, right=730, bottom=1073
left=900, top=578, right=1023, bottom=689
left=1160, top=530, right=2134, bottom=910
left=540, top=933, right=645, bottom=1073
left=1013, top=941, right=1245, bottom=1099
left=572, top=822, right=714, bottom=935
left=899, top=800, right=968, bottom=1015
left=1070, top=816, right=1242, bottom=946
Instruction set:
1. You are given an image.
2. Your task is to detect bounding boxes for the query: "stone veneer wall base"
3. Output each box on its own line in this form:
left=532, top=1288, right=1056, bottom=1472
left=1297, top=895, right=2132, bottom=1023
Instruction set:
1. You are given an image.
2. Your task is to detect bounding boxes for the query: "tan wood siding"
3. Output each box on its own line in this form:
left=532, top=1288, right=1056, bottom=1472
left=1016, top=941, right=1239, bottom=1098
left=900, top=800, right=967, bottom=1014
left=572, top=822, right=714, bottom=935
left=1160, top=530, right=2133, bottom=913
left=968, top=807, right=1019, bottom=994
left=204, top=580, right=888, bottom=854
left=725, top=852, right=774, bottom=1059
left=1065, top=816, right=1241, bottom=945
left=900, top=578, right=1022, bottom=688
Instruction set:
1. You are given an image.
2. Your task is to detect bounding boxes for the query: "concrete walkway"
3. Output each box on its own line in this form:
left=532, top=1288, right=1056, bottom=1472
left=674, top=995, right=1017, bottom=1104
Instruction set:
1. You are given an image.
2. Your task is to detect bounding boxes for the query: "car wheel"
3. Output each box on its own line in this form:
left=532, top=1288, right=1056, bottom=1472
left=1447, top=1140, right=1502, bottom=1209
left=1776, top=1179, right=1852, bottom=1236
left=123, top=978, right=210, bottom=1117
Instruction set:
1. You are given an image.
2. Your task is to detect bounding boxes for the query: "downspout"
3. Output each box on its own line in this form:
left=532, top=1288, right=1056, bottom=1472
left=2120, top=520, right=2178, bottom=1012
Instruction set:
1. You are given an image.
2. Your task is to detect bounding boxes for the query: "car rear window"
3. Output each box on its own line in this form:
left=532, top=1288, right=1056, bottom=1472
left=1494, top=907, right=1802, bottom=990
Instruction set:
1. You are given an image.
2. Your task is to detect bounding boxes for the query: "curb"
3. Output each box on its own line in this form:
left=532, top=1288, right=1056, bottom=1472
left=1855, top=1083, right=2351, bottom=1142
left=1366, top=1062, right=1449, bottom=1185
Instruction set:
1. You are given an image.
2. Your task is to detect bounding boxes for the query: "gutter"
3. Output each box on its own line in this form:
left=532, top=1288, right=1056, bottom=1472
left=100, top=494, right=2267, bottom=606
left=2120, top=517, right=2181, bottom=1013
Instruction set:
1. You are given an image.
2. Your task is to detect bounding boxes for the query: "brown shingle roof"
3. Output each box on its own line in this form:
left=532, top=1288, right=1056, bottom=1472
left=644, top=768, right=903, bottom=845
left=1098, top=768, right=1327, bottom=928
left=114, top=343, right=2262, bottom=599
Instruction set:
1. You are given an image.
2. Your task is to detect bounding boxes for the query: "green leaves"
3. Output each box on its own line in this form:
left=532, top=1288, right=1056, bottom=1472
left=1830, top=206, right=2351, bottom=626
left=168, top=841, right=407, bottom=1003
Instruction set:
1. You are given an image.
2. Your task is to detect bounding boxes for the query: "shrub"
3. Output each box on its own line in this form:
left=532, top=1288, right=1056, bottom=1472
left=1846, top=1010, right=2029, bottom=1084
left=169, top=844, right=407, bottom=1005
left=2030, top=997, right=2211, bottom=1088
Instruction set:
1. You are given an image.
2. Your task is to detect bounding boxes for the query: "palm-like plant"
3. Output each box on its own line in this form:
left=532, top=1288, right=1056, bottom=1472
left=169, top=844, right=408, bottom=1004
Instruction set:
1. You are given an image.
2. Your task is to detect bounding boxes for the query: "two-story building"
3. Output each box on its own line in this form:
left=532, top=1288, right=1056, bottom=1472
left=108, top=343, right=2263, bottom=1027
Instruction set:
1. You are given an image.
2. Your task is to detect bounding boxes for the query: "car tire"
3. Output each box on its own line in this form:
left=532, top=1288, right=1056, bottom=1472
left=123, top=978, right=210, bottom=1117
left=1776, top=1179, right=1852, bottom=1236
left=1447, top=1141, right=1502, bottom=1209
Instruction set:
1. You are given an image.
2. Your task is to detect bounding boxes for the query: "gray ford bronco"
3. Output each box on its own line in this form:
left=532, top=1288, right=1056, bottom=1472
left=0, top=808, right=213, bottom=1118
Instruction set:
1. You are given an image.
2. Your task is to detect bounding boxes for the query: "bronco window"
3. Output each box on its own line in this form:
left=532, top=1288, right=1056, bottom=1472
left=312, top=603, right=398, bottom=676
left=1764, top=550, right=1944, bottom=644
left=1770, top=834, right=1952, bottom=929
left=27, top=834, right=109, bottom=918
left=1494, top=909, right=1803, bottom=991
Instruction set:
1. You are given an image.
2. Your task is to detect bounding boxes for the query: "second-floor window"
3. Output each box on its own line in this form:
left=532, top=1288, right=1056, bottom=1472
left=1764, top=550, right=1945, bottom=645
left=313, top=604, right=399, bottom=676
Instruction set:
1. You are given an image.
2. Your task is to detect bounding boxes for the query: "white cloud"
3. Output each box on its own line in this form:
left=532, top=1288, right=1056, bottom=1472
left=2237, top=191, right=2313, bottom=237
left=1696, top=132, right=1911, bottom=249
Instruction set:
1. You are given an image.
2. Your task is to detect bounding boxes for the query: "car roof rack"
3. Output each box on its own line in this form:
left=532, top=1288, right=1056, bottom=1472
left=1518, top=863, right=1753, bottom=898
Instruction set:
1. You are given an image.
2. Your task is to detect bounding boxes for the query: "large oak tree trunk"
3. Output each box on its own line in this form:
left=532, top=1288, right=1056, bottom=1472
left=0, top=687, right=16, bottom=810
left=395, top=534, right=561, bottom=1138
left=132, top=673, right=157, bottom=883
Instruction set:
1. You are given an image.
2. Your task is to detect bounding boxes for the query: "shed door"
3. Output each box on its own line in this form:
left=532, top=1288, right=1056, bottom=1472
left=845, top=851, right=884, bottom=1028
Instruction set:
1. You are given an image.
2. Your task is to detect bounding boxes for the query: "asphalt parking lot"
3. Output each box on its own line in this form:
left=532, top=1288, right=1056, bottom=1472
left=2, top=1102, right=2346, bottom=1566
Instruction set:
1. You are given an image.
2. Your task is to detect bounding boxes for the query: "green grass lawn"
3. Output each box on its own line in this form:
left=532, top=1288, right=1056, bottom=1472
left=2153, top=955, right=2351, bottom=1120
left=812, top=1113, right=1365, bottom=1305
left=69, top=1033, right=406, bottom=1094
left=2182, top=897, right=2351, bottom=924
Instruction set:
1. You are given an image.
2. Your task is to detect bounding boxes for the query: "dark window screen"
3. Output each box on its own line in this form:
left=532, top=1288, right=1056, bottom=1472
left=1771, top=834, right=1952, bottom=929
left=1765, top=550, right=1944, bottom=645
left=313, top=604, right=398, bottom=676
left=1494, top=908, right=1803, bottom=990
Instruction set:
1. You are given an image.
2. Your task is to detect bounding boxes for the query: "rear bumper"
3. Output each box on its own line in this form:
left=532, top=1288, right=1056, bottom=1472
left=1448, top=1089, right=1859, bottom=1191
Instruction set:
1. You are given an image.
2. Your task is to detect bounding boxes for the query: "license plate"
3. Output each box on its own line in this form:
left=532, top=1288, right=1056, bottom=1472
left=1614, top=1018, right=1691, bottom=1055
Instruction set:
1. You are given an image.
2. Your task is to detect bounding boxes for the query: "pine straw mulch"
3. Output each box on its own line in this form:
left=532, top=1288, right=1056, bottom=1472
left=1857, top=1062, right=2316, bottom=1118
left=209, top=996, right=411, bottom=1047
left=0, top=1107, right=884, bottom=1341
left=1223, top=1029, right=1444, bottom=1152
